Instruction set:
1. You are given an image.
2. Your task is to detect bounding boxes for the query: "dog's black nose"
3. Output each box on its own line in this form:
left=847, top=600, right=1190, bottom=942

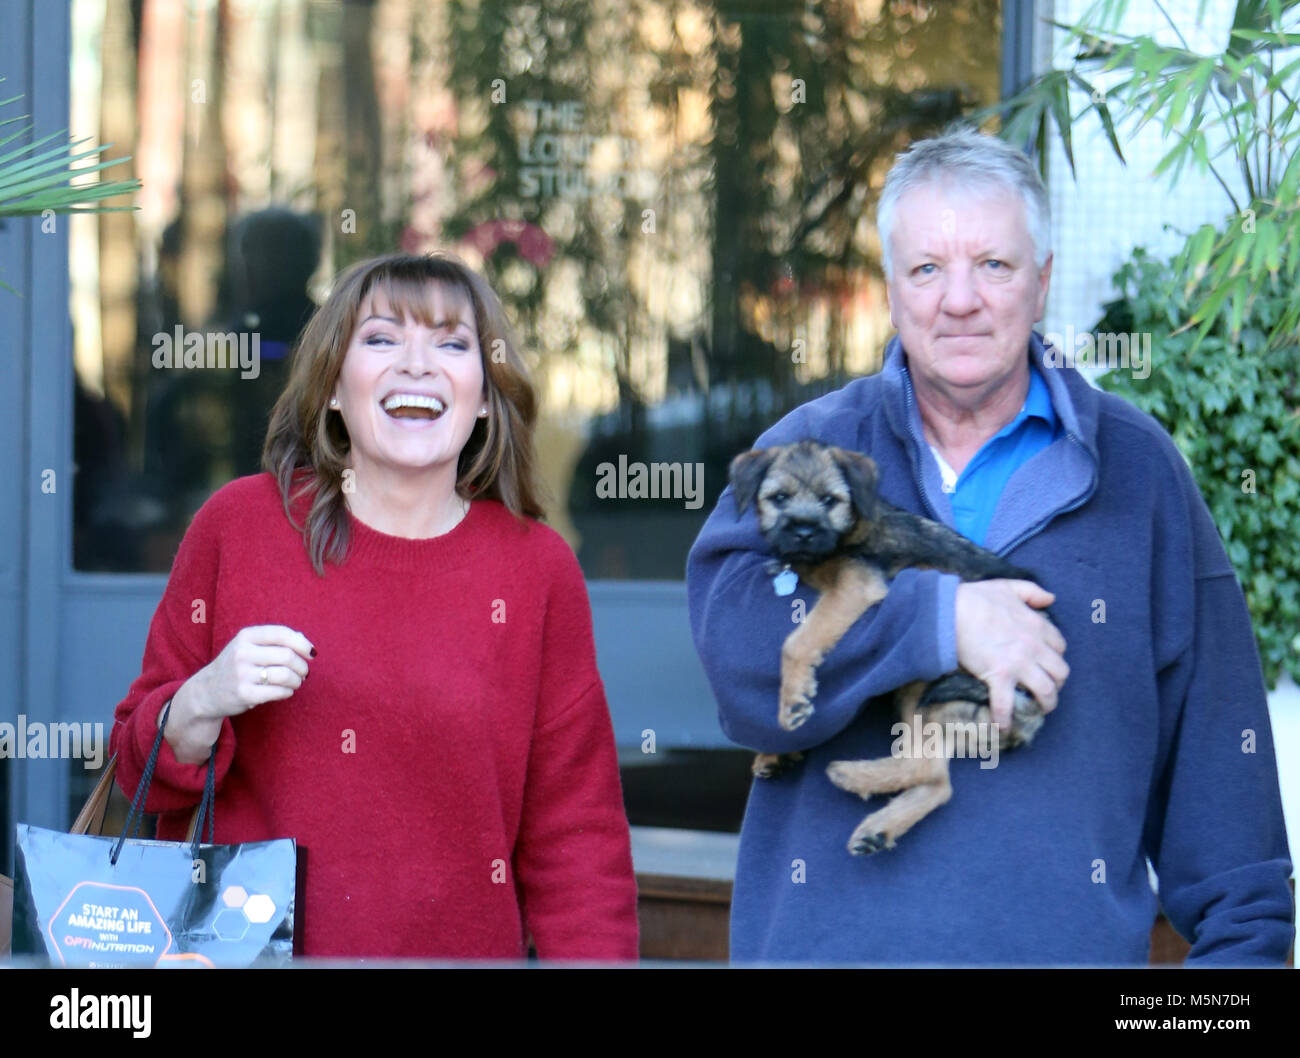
left=789, top=522, right=818, bottom=542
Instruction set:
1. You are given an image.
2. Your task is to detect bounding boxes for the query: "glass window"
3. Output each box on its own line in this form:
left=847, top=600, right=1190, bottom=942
left=70, top=0, right=1002, bottom=578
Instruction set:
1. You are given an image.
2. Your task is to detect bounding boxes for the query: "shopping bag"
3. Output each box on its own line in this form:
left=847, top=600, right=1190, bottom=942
left=9, top=702, right=298, bottom=967
left=1, top=739, right=127, bottom=958
left=0, top=874, right=12, bottom=955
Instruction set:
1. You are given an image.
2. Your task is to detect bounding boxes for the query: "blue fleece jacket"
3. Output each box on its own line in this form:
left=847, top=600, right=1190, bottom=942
left=686, top=332, right=1294, bottom=966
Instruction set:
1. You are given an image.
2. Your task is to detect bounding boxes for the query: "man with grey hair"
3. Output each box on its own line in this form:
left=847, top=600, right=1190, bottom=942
left=687, top=128, right=1293, bottom=965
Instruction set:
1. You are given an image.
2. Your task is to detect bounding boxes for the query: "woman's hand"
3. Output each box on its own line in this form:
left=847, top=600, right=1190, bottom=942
left=160, top=625, right=315, bottom=763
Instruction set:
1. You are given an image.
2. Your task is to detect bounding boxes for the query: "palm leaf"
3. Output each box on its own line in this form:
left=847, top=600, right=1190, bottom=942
left=0, top=80, right=139, bottom=219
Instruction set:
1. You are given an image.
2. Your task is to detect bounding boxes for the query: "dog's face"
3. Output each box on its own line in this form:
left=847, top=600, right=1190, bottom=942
left=729, top=441, right=880, bottom=563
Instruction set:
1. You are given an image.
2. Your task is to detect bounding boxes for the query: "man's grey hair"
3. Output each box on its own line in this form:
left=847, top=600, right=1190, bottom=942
left=876, top=127, right=1051, bottom=280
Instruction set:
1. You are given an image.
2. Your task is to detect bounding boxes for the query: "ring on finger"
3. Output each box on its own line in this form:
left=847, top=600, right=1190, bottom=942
left=259, top=667, right=269, bottom=685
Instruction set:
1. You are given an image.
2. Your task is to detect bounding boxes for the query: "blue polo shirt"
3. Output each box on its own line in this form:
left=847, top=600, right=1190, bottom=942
left=926, top=365, right=1058, bottom=546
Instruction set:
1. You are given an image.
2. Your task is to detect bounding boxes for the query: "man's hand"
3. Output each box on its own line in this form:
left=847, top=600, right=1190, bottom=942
left=954, top=579, right=1068, bottom=730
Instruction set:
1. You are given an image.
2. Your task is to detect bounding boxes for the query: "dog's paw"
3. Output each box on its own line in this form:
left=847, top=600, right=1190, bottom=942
left=848, top=826, right=892, bottom=856
left=778, top=694, right=815, bottom=731
left=826, top=758, right=898, bottom=798
left=752, top=751, right=803, bottom=779
left=778, top=662, right=819, bottom=731
left=825, top=760, right=863, bottom=792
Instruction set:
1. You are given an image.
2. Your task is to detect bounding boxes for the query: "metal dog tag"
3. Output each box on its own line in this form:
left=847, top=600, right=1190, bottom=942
left=772, top=567, right=798, bottom=596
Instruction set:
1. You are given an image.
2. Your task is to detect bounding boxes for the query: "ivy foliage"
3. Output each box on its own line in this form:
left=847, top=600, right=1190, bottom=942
left=1096, top=244, right=1300, bottom=688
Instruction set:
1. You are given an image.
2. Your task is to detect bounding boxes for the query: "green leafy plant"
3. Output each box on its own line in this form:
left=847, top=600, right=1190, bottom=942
left=0, top=78, right=140, bottom=290
left=1095, top=245, right=1300, bottom=688
left=0, top=80, right=139, bottom=216
left=983, top=0, right=1300, bottom=351
left=978, top=0, right=1300, bottom=686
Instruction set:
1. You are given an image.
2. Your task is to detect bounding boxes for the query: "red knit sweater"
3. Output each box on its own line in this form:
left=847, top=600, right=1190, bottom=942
left=108, top=473, right=639, bottom=961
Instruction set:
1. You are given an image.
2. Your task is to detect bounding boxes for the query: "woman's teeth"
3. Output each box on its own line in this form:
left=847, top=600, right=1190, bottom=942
left=382, top=394, right=445, bottom=419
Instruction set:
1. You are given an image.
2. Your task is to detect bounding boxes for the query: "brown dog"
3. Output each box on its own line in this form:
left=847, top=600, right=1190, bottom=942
left=729, top=440, right=1052, bottom=854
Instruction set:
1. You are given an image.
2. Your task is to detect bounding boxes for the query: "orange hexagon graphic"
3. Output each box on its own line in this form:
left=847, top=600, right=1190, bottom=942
left=158, top=952, right=217, bottom=968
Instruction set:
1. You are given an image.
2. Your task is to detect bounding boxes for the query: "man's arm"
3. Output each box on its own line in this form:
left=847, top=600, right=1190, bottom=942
left=1144, top=481, right=1294, bottom=965
left=686, top=412, right=963, bottom=754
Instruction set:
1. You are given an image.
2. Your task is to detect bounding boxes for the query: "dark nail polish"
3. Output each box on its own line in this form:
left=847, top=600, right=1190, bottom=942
left=310, top=647, right=317, bottom=658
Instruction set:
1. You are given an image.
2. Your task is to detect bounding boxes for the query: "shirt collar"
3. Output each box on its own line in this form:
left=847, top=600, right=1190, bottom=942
left=1000, top=361, right=1056, bottom=438
left=877, top=331, right=1099, bottom=464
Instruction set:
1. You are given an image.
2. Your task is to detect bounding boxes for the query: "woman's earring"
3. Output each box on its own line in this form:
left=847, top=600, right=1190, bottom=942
left=329, top=397, right=340, bottom=409
left=478, top=405, right=489, bottom=418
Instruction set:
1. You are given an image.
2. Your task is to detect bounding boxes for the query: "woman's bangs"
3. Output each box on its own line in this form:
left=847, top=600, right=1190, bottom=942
left=361, top=268, right=476, bottom=334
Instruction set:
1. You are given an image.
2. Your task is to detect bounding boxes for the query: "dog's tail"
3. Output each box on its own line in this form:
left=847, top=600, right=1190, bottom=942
left=918, top=672, right=1045, bottom=748
left=919, top=672, right=989, bottom=711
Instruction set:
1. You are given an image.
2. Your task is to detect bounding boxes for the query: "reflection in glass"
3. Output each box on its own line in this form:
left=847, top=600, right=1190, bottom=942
left=70, top=0, right=1001, bottom=577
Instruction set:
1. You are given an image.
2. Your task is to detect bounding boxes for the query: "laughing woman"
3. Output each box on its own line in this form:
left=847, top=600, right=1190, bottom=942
left=108, top=253, right=639, bottom=960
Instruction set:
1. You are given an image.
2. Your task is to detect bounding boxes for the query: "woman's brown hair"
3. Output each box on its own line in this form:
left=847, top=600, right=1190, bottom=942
left=263, top=251, right=544, bottom=573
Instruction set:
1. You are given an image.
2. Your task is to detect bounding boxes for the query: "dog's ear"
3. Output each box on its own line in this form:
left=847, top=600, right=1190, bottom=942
left=728, top=448, right=776, bottom=516
left=830, top=447, right=879, bottom=522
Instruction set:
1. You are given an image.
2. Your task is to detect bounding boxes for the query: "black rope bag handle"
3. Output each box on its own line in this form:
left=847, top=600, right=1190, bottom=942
left=111, top=699, right=217, bottom=865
